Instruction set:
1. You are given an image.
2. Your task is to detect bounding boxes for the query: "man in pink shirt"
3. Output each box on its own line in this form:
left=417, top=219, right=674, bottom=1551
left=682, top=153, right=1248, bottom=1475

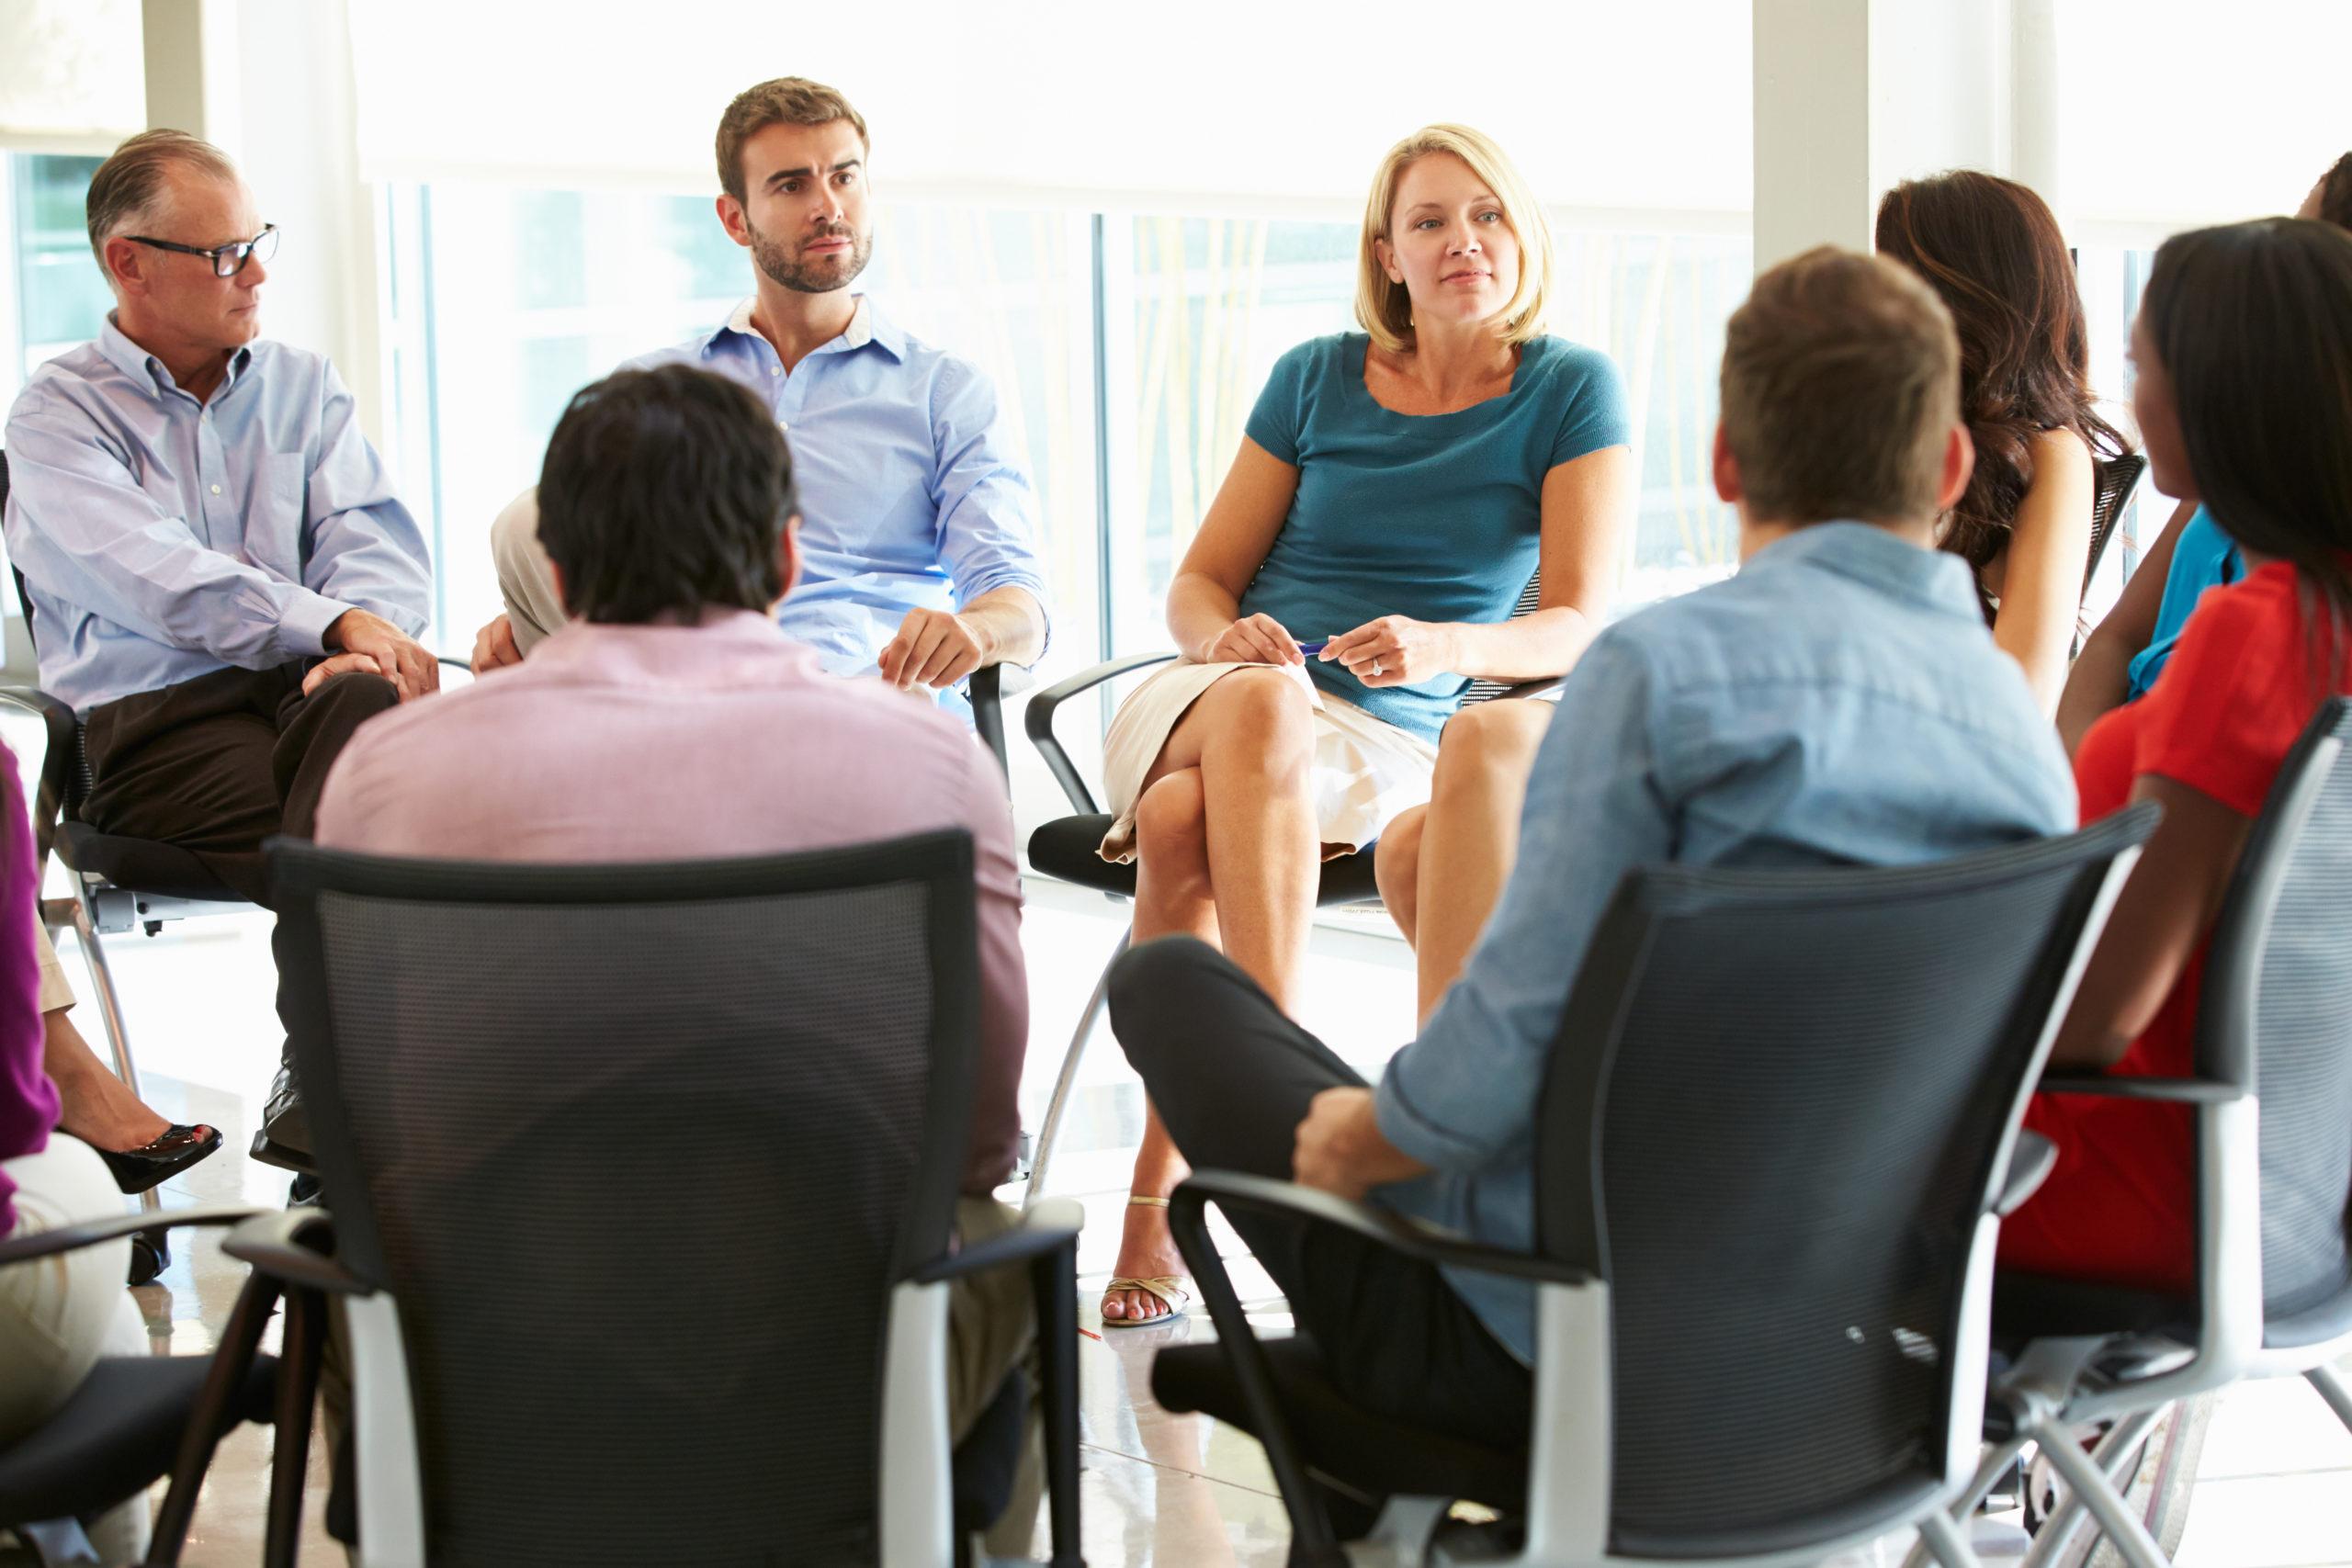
left=315, top=363, right=1031, bottom=1452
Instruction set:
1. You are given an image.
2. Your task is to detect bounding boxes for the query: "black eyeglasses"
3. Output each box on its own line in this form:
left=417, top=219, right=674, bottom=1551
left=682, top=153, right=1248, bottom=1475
left=122, top=223, right=278, bottom=278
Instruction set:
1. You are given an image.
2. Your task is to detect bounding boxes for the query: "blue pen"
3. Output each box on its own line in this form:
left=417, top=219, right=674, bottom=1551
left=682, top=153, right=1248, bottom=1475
left=1296, top=639, right=1329, bottom=656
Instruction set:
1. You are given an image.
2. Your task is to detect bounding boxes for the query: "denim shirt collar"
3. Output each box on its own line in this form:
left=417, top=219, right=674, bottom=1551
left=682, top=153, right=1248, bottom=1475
left=706, top=293, right=904, bottom=367
left=1745, top=521, right=1984, bottom=623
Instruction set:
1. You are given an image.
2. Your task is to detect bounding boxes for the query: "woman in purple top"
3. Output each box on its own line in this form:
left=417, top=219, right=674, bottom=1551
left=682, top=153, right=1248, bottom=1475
left=1, top=739, right=150, bottom=1558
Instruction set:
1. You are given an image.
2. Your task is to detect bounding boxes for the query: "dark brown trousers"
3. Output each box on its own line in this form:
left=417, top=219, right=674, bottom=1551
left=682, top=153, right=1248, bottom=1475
left=81, top=662, right=400, bottom=908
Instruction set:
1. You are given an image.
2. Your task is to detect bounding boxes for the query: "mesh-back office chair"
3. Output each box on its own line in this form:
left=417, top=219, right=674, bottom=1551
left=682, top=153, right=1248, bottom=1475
left=1914, top=698, right=2352, bottom=1568
left=1019, top=575, right=1555, bottom=1199
left=1152, top=807, right=2156, bottom=1567
left=224, top=832, right=1083, bottom=1567
left=2082, top=454, right=2148, bottom=598
left=0, top=1202, right=287, bottom=1565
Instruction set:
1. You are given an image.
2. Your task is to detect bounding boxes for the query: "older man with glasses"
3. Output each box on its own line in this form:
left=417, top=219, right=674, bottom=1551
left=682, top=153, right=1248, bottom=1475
left=2, top=129, right=435, bottom=1173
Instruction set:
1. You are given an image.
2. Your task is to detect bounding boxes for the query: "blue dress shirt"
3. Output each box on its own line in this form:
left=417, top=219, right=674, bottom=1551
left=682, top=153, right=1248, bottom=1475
left=624, top=297, right=1048, bottom=681
left=4, top=318, right=433, bottom=714
left=1371, top=523, right=2078, bottom=1361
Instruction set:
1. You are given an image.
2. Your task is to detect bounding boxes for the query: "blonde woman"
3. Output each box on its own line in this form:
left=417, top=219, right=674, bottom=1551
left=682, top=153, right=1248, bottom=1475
left=1096, top=125, right=1634, bottom=1325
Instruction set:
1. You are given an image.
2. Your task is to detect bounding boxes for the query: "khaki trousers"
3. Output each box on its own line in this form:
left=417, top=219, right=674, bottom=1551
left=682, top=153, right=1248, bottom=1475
left=489, top=489, right=564, bottom=657
left=1, top=1136, right=152, bottom=1559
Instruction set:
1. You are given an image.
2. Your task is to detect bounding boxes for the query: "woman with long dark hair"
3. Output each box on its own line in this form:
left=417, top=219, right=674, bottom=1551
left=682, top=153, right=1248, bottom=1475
left=2002, top=216, right=2352, bottom=1291
left=1877, top=171, right=2133, bottom=712
left=2058, top=149, right=2352, bottom=751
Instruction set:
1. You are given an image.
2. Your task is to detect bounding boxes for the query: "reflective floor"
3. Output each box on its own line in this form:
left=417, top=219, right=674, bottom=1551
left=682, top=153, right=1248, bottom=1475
left=6, top=886, right=2348, bottom=1565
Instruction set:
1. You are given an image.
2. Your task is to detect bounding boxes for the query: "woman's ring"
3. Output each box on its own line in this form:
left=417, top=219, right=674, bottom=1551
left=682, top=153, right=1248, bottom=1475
left=1371, top=659, right=1384, bottom=677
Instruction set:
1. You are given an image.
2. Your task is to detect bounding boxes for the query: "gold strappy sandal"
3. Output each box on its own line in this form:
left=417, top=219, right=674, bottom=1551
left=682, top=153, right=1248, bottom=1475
left=1100, top=1195, right=1194, bottom=1328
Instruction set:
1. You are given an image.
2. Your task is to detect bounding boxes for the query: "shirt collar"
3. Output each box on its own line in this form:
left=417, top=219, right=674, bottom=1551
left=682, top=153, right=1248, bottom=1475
left=96, top=314, right=254, bottom=400
left=522, top=608, right=826, bottom=685
left=706, top=293, right=903, bottom=365
left=1745, top=521, right=1984, bottom=621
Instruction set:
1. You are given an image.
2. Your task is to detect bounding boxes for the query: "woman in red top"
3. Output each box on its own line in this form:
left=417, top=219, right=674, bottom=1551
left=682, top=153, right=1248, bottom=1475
left=2001, top=215, right=2352, bottom=1293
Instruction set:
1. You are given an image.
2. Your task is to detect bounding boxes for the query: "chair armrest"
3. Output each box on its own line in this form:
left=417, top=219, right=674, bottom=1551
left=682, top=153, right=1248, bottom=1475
left=2035, top=1071, right=2244, bottom=1104
left=1494, top=676, right=1566, bottom=703
left=1996, top=1132, right=2058, bottom=1217
left=909, top=1196, right=1084, bottom=1283
left=223, top=1208, right=373, bottom=1295
left=0, top=1202, right=266, bottom=1267
left=1024, top=651, right=1180, bottom=815
left=1171, top=1169, right=1590, bottom=1285
left=0, top=682, right=83, bottom=852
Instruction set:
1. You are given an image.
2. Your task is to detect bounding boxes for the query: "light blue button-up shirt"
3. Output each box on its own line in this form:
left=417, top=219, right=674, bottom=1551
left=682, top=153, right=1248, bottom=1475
left=1373, top=523, right=2077, bottom=1362
left=3, top=318, right=433, bottom=714
left=624, top=296, right=1047, bottom=681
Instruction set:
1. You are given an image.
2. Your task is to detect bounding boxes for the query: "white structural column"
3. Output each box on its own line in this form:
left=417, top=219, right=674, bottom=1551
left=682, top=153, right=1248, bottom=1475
left=1751, top=0, right=2033, bottom=272
left=139, top=0, right=386, bottom=445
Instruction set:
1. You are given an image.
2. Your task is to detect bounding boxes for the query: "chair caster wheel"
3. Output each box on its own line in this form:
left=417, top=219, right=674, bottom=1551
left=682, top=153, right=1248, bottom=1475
left=128, top=1226, right=170, bottom=1286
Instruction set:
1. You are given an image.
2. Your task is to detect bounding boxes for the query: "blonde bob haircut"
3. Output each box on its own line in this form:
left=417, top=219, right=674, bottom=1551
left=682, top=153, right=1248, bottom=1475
left=1354, top=124, right=1555, bottom=356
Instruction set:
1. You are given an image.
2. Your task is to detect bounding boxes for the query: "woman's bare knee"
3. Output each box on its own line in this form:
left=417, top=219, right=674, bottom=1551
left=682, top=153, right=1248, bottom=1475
left=1432, top=698, right=1553, bottom=802
left=1135, top=770, right=1211, bottom=880
left=1375, top=806, right=1428, bottom=942
left=1195, top=668, right=1316, bottom=766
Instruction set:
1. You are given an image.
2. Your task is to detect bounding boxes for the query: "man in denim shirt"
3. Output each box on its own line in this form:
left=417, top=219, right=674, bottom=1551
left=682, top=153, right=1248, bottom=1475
left=1108, top=248, right=2075, bottom=1447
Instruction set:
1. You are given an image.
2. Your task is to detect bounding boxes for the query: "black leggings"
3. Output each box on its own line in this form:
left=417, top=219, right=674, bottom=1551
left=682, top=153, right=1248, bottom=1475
left=1106, top=934, right=1532, bottom=1447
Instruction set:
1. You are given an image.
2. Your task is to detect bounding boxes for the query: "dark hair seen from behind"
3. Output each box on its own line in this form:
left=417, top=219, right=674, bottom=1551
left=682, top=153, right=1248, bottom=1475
left=537, top=364, right=799, bottom=625
left=2138, top=218, right=2352, bottom=678
left=1875, top=171, right=2132, bottom=590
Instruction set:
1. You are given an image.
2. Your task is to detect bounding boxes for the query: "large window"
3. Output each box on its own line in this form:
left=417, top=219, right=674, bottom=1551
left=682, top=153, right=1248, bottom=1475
left=1, top=152, right=110, bottom=396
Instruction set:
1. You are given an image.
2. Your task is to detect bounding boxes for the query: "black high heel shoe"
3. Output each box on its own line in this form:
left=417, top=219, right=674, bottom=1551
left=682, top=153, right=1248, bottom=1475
left=96, top=1122, right=224, bottom=1194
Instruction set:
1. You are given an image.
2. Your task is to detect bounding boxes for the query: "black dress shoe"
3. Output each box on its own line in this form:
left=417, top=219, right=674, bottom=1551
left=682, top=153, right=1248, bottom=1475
left=96, top=1122, right=223, bottom=1194
left=250, top=1063, right=317, bottom=1175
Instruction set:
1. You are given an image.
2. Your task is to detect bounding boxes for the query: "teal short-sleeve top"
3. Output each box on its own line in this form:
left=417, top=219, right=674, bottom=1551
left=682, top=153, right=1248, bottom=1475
left=1237, top=331, right=1631, bottom=744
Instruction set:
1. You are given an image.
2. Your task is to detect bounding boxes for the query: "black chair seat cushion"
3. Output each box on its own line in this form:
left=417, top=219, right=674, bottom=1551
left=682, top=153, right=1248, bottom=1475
left=1992, top=1269, right=2198, bottom=1347
left=0, top=1352, right=277, bottom=1525
left=59, top=820, right=253, bottom=905
left=1151, top=1336, right=1527, bottom=1514
left=1028, top=815, right=1383, bottom=908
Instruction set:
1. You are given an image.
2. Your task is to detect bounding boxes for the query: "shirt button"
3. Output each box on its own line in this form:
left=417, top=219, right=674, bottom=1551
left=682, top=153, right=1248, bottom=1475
left=769, top=366, right=781, bottom=378
left=779, top=420, right=790, bottom=433
left=209, top=483, right=221, bottom=495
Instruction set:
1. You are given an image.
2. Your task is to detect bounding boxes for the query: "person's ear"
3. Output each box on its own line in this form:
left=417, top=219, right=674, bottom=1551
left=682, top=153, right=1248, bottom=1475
left=775, top=514, right=803, bottom=602
left=1711, top=422, right=1742, bottom=504
left=103, top=236, right=147, bottom=296
left=1375, top=234, right=1403, bottom=286
left=716, top=193, right=752, bottom=249
left=1936, top=423, right=1976, bottom=514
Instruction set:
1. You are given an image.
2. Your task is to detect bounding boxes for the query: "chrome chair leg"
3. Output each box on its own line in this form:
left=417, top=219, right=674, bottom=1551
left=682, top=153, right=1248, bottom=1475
left=2020, top=1404, right=2164, bottom=1567
left=1023, top=924, right=1131, bottom=1207
left=2029, top=1416, right=2172, bottom=1568
left=66, top=881, right=163, bottom=1224
left=2309, top=1361, right=2352, bottom=1434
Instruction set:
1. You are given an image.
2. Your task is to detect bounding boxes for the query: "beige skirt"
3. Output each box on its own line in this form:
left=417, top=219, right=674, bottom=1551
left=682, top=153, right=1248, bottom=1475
left=1097, top=660, right=1440, bottom=863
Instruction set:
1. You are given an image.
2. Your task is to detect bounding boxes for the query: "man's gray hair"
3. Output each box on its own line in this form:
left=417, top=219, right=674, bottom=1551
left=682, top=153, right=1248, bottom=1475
left=85, top=129, right=240, bottom=274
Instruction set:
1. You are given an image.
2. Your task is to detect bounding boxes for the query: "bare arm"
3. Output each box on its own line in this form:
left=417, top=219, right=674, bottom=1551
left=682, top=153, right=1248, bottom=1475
left=2058, top=496, right=2197, bottom=755
left=1165, top=437, right=1307, bottom=665
left=2049, top=774, right=2252, bottom=1069
left=1321, top=444, right=1635, bottom=688
left=1992, top=430, right=2097, bottom=717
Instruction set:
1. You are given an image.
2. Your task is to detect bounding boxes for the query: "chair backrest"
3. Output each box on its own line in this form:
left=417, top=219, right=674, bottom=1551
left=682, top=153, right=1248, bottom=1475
left=268, top=831, right=981, bottom=1566
left=2197, top=697, right=2352, bottom=1345
left=2083, top=453, right=2147, bottom=595
left=1535, top=807, right=2154, bottom=1558
left=1458, top=571, right=1544, bottom=707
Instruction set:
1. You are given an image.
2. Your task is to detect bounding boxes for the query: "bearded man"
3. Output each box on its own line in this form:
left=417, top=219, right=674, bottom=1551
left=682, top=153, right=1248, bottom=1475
left=471, top=77, right=1048, bottom=705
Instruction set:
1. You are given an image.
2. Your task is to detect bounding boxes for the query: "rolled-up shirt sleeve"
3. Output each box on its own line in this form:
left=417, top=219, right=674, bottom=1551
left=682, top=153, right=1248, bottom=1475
left=4, top=404, right=349, bottom=667
left=1374, top=633, right=1673, bottom=1170
left=302, top=364, right=433, bottom=637
left=927, top=358, right=1049, bottom=655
